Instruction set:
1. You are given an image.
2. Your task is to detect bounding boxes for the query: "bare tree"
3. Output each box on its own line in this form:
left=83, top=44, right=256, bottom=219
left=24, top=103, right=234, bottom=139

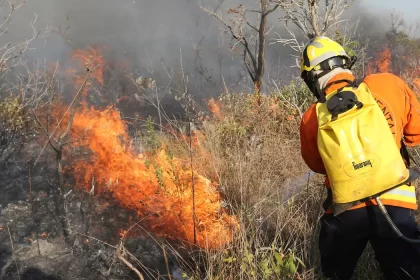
left=0, top=0, right=50, bottom=164
left=201, top=0, right=280, bottom=94
left=31, top=63, right=97, bottom=244
left=271, top=0, right=356, bottom=65
left=0, top=60, right=53, bottom=163
left=0, top=1, right=49, bottom=77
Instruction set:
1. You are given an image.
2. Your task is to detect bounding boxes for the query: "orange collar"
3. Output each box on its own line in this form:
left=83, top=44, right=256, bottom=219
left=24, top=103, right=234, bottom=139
left=324, top=72, right=356, bottom=95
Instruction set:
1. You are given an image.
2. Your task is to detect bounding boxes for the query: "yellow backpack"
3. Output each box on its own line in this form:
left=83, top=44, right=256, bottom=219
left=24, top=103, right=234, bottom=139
left=316, top=79, right=420, bottom=215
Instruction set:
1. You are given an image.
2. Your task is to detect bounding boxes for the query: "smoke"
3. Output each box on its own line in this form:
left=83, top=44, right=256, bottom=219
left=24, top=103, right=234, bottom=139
left=0, top=0, right=413, bottom=116
left=1, top=1, right=299, bottom=90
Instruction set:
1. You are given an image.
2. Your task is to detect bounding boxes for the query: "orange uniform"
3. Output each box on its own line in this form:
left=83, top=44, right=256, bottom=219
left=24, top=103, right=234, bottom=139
left=300, top=72, right=420, bottom=212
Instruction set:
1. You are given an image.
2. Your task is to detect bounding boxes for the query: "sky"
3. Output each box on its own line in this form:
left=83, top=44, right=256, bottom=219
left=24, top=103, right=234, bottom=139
left=360, top=0, right=420, bottom=24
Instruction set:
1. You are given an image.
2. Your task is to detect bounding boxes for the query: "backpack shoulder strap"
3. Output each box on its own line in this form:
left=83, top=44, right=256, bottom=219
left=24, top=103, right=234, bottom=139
left=351, top=76, right=365, bottom=88
left=400, top=139, right=411, bottom=167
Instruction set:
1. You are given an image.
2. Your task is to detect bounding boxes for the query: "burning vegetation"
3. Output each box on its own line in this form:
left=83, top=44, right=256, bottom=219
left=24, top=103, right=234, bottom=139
left=61, top=47, right=240, bottom=249
left=367, top=40, right=420, bottom=96
left=68, top=105, right=239, bottom=249
left=2, top=1, right=420, bottom=280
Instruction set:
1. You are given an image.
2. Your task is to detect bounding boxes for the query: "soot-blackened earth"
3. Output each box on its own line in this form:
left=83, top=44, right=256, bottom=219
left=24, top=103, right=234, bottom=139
left=0, top=143, right=187, bottom=280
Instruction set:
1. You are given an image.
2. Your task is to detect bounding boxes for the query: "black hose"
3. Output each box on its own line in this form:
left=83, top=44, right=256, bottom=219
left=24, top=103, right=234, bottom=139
left=375, top=197, right=420, bottom=243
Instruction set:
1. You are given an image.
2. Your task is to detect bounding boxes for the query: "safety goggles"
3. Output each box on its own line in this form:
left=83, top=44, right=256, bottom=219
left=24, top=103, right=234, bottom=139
left=312, top=56, right=351, bottom=71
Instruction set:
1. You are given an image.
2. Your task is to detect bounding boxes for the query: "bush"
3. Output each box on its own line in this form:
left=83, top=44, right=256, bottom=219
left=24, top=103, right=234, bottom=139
left=0, top=95, right=33, bottom=163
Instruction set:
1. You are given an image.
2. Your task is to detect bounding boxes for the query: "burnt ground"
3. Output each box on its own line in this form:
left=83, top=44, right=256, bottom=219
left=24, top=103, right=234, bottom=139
left=0, top=142, right=192, bottom=280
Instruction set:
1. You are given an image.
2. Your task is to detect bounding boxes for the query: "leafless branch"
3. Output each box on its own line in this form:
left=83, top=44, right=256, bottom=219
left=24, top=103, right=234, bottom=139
left=246, top=21, right=259, bottom=32
left=34, top=69, right=93, bottom=166
left=0, top=14, right=50, bottom=77
left=58, top=70, right=93, bottom=145
left=201, top=0, right=279, bottom=93
left=265, top=3, right=279, bottom=15
left=32, top=108, right=59, bottom=153
left=270, top=0, right=356, bottom=63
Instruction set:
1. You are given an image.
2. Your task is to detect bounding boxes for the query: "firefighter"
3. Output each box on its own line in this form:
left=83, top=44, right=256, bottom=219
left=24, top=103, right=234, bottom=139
left=299, top=36, right=420, bottom=280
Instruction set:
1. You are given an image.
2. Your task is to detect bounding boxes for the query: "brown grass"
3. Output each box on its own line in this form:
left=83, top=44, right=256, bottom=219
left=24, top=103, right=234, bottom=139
left=157, top=87, right=406, bottom=279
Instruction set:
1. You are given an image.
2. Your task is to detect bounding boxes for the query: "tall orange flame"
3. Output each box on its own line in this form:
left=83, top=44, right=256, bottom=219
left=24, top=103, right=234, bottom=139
left=62, top=47, right=239, bottom=249
left=68, top=106, right=238, bottom=249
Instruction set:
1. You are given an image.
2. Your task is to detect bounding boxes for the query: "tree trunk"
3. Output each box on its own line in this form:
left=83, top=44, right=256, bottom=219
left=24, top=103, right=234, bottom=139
left=254, top=0, right=269, bottom=94
left=55, top=149, right=71, bottom=244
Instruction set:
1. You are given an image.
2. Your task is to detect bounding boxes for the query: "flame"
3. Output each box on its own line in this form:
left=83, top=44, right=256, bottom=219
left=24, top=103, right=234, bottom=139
left=207, top=98, right=222, bottom=118
left=377, top=47, right=391, bottom=73
left=67, top=105, right=238, bottom=249
left=66, top=46, right=106, bottom=105
left=366, top=45, right=420, bottom=97
left=70, top=46, right=105, bottom=86
left=367, top=47, right=391, bottom=74
left=61, top=46, right=239, bottom=249
left=179, top=129, right=205, bottom=150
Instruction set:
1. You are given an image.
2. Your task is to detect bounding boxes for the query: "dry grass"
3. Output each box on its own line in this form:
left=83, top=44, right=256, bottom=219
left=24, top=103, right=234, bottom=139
left=155, top=91, right=307, bottom=278
left=154, top=85, right=407, bottom=279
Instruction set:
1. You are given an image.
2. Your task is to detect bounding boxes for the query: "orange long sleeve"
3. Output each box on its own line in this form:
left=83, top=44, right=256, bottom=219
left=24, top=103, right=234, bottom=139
left=299, top=103, right=326, bottom=175
left=402, top=79, right=420, bottom=146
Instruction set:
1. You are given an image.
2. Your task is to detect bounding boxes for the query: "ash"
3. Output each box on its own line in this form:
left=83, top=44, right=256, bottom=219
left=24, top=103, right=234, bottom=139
left=0, top=144, right=187, bottom=280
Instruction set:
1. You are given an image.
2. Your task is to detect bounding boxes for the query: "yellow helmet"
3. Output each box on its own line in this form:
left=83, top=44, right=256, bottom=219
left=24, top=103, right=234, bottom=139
left=300, top=36, right=351, bottom=73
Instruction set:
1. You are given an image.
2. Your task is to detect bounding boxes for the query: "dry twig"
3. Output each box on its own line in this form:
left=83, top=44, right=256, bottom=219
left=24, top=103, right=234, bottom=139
left=117, top=243, right=145, bottom=280
left=7, top=225, right=20, bottom=280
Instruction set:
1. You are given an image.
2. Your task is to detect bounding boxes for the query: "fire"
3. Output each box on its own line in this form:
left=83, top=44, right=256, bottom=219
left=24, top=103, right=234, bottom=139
left=208, top=98, right=222, bottom=118
left=68, top=105, right=238, bottom=249
left=366, top=45, right=420, bottom=97
left=70, top=45, right=105, bottom=86
left=367, top=47, right=391, bottom=74
left=61, top=46, right=239, bottom=249
left=66, top=45, right=105, bottom=105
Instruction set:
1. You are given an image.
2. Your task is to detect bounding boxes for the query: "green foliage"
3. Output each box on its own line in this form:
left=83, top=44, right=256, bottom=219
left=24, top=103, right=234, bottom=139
left=273, top=77, right=313, bottom=112
left=331, top=30, right=368, bottom=77
left=384, top=21, right=420, bottom=76
left=154, top=164, right=166, bottom=192
left=0, top=95, right=32, bottom=162
left=333, top=30, right=360, bottom=57
left=140, top=115, right=161, bottom=153
left=216, top=117, right=248, bottom=139
left=219, top=241, right=304, bottom=279
left=177, top=241, right=304, bottom=280
left=0, top=96, right=27, bottom=131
